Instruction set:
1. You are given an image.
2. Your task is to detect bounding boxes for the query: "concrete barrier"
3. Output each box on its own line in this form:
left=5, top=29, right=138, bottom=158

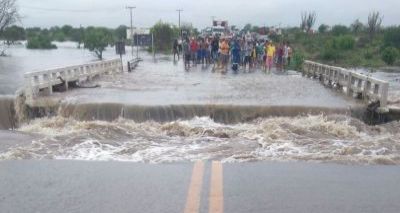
left=24, top=59, right=122, bottom=102
left=303, top=60, right=389, bottom=108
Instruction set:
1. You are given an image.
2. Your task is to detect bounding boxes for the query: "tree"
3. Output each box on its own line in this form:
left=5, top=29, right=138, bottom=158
left=150, top=21, right=178, bottom=52
left=382, top=47, right=398, bottom=65
left=318, top=24, right=329, bottom=33
left=114, top=25, right=127, bottom=41
left=242, top=23, right=252, bottom=33
left=251, top=26, right=260, bottom=33
left=83, top=27, right=113, bottom=60
left=70, top=27, right=84, bottom=48
left=0, top=0, right=18, bottom=33
left=61, top=25, right=73, bottom=37
left=52, top=31, right=66, bottom=42
left=367, top=11, right=383, bottom=39
left=2, top=25, right=25, bottom=44
left=27, top=34, right=57, bottom=49
left=351, top=19, right=364, bottom=34
left=331, top=25, right=349, bottom=36
left=383, top=26, right=400, bottom=49
left=301, top=11, right=316, bottom=33
left=0, top=0, right=19, bottom=55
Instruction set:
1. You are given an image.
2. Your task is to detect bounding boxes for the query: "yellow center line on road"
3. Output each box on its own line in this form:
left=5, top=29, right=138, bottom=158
left=184, top=161, right=205, bottom=213
left=209, top=161, right=224, bottom=213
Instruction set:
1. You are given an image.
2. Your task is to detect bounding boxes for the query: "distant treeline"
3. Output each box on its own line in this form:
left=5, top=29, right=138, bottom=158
left=274, top=12, right=400, bottom=67
left=0, top=23, right=188, bottom=54
left=0, top=25, right=128, bottom=49
left=2, top=12, right=400, bottom=67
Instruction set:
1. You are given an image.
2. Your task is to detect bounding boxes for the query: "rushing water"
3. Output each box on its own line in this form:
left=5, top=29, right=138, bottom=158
left=0, top=42, right=400, bottom=165
left=352, top=68, right=400, bottom=105
left=1, top=115, right=399, bottom=165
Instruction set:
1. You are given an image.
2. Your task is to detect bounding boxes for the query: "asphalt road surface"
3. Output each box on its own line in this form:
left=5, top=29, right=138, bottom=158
left=1, top=160, right=400, bottom=213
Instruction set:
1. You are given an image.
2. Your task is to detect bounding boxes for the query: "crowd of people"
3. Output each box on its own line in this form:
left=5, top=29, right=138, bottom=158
left=174, top=35, right=293, bottom=73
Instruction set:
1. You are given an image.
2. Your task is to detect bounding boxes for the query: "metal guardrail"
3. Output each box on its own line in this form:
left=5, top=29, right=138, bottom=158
left=303, top=60, right=389, bottom=108
left=127, top=58, right=141, bottom=72
left=24, top=59, right=122, bottom=102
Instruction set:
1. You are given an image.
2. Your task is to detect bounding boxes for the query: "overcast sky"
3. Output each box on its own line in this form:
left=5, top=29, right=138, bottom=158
left=18, top=0, right=400, bottom=29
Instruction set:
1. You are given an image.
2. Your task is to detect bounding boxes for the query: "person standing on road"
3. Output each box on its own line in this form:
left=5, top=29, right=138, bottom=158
left=256, top=41, right=264, bottom=69
left=219, top=38, right=230, bottom=72
left=283, top=42, right=289, bottom=70
left=197, top=38, right=204, bottom=65
left=243, top=41, right=252, bottom=72
left=205, top=37, right=211, bottom=65
left=276, top=43, right=284, bottom=71
left=211, top=37, right=219, bottom=64
left=263, top=41, right=268, bottom=71
left=231, top=38, right=241, bottom=72
left=182, top=38, right=191, bottom=71
left=190, top=37, right=198, bottom=66
left=240, top=38, right=246, bottom=68
left=286, top=42, right=292, bottom=67
left=266, top=41, right=276, bottom=73
left=250, top=42, right=258, bottom=70
left=173, top=39, right=179, bottom=61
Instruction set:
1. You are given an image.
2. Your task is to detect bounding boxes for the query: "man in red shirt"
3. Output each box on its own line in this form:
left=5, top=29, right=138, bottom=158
left=190, top=37, right=198, bottom=66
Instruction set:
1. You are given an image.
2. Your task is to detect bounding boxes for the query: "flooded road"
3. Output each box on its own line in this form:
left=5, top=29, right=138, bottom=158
left=0, top=43, right=399, bottom=165
left=59, top=57, right=356, bottom=107
left=353, top=68, right=400, bottom=105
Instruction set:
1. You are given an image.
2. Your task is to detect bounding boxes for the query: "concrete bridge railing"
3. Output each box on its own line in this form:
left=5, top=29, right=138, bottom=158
left=24, top=58, right=122, bottom=102
left=303, top=60, right=389, bottom=108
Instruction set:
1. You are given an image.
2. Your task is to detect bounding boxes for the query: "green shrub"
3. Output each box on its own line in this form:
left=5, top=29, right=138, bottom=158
left=322, top=47, right=340, bottom=61
left=364, top=49, right=373, bottom=59
left=331, top=25, right=350, bottom=36
left=383, top=26, right=400, bottom=49
left=356, top=35, right=370, bottom=48
left=27, top=34, right=57, bottom=49
left=382, top=47, right=398, bottom=65
left=290, top=50, right=305, bottom=71
left=318, top=24, right=329, bottom=33
left=150, top=21, right=179, bottom=52
left=52, top=31, right=66, bottom=42
left=335, top=35, right=355, bottom=50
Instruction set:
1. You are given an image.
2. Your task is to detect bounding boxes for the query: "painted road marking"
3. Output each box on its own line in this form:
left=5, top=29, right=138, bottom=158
left=184, top=161, right=205, bottom=213
left=209, top=161, right=224, bottom=213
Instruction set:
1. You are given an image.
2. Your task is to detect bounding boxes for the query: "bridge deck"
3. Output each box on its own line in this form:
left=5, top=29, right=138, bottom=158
left=27, top=57, right=360, bottom=109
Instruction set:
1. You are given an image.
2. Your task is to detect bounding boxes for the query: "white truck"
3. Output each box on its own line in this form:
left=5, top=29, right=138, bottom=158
left=211, top=20, right=231, bottom=38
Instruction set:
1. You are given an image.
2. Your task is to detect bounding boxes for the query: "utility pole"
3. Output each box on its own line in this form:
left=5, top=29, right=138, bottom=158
left=126, top=6, right=136, bottom=58
left=177, top=9, right=183, bottom=38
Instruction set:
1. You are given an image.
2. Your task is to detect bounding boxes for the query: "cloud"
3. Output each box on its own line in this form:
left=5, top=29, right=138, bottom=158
left=17, top=0, right=400, bottom=28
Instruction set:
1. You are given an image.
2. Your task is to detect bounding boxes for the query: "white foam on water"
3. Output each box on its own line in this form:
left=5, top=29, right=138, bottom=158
left=1, top=115, right=400, bottom=165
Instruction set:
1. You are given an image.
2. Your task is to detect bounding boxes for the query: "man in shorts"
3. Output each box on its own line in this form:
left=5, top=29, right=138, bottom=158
left=256, top=41, right=264, bottom=69
left=173, top=39, right=179, bottom=61
left=182, top=38, right=191, bottom=70
left=243, top=41, right=252, bottom=72
left=266, top=41, right=276, bottom=73
left=219, top=38, right=230, bottom=72
left=190, top=37, right=198, bottom=66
